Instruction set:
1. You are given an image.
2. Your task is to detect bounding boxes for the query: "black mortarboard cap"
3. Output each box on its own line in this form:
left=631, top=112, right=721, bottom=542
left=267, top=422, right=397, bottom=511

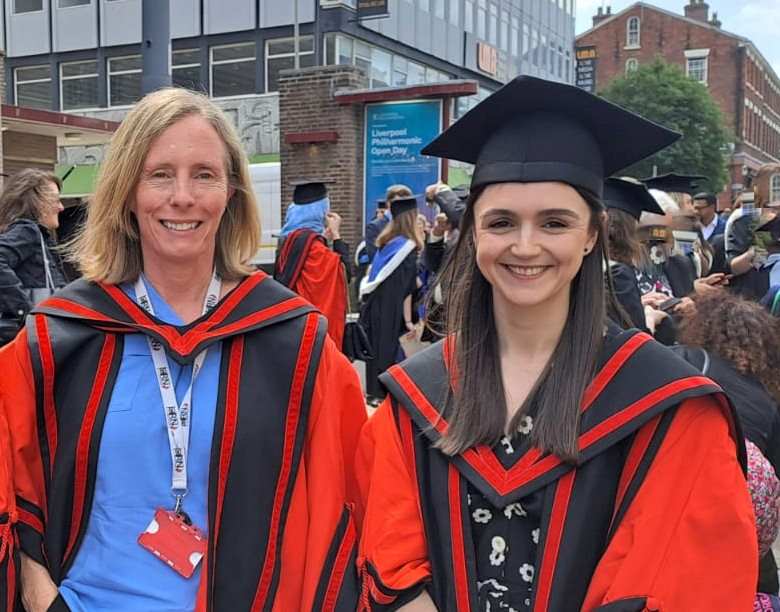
left=376, top=198, right=388, bottom=210
left=292, top=181, right=328, bottom=205
left=421, top=76, right=680, bottom=199
left=604, top=178, right=665, bottom=220
left=640, top=173, right=706, bottom=195
left=390, top=195, right=419, bottom=218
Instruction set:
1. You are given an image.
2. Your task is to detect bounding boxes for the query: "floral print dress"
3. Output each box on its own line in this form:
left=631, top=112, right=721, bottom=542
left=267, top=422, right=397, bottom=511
left=468, top=414, right=544, bottom=611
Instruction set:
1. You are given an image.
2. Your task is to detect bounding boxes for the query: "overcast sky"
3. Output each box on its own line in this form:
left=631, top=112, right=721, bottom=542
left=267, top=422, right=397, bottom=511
left=575, top=0, right=780, bottom=77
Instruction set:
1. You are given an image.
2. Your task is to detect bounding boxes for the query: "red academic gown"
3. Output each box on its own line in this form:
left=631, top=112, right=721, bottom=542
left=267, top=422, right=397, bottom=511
left=0, top=271, right=365, bottom=611
left=275, top=229, right=348, bottom=350
left=356, top=330, right=758, bottom=611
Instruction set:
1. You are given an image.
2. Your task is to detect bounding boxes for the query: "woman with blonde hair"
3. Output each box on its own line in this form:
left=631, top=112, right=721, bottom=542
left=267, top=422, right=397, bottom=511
left=0, top=88, right=365, bottom=611
left=359, top=188, right=424, bottom=404
left=0, top=169, right=67, bottom=346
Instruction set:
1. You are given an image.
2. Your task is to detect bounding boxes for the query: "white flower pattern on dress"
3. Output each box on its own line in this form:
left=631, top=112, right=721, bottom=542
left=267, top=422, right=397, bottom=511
left=500, top=436, right=515, bottom=454
left=518, top=415, right=533, bottom=435
left=531, top=528, right=540, bottom=544
left=473, top=508, right=493, bottom=523
left=519, top=563, right=535, bottom=583
left=490, top=536, right=507, bottom=566
left=503, top=502, right=527, bottom=519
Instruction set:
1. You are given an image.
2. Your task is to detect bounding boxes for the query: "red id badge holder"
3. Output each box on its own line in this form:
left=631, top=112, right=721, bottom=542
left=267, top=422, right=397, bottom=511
left=138, top=508, right=207, bottom=579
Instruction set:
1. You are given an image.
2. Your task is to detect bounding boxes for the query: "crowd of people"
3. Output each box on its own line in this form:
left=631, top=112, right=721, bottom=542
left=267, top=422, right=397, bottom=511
left=0, top=74, right=776, bottom=610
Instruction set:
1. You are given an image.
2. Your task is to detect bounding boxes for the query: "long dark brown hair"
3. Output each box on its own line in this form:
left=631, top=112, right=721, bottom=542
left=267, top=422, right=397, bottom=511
left=436, top=186, right=609, bottom=462
left=0, top=169, right=61, bottom=232
left=607, top=208, right=643, bottom=266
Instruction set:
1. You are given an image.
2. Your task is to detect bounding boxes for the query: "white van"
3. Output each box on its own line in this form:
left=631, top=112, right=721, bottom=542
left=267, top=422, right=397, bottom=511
left=249, top=162, right=282, bottom=266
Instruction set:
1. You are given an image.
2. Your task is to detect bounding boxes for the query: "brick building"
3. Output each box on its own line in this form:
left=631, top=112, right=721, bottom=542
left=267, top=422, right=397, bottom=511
left=576, top=0, right=780, bottom=207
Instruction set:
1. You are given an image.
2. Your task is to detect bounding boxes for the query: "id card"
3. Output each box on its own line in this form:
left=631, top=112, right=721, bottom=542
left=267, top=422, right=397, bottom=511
left=138, top=508, right=207, bottom=579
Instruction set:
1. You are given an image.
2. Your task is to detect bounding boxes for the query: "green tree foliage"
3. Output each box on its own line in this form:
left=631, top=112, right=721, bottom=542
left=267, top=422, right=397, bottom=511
left=599, top=58, right=732, bottom=193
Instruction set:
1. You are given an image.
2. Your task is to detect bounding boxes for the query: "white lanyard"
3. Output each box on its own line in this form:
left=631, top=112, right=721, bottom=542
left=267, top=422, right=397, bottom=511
left=133, top=272, right=221, bottom=511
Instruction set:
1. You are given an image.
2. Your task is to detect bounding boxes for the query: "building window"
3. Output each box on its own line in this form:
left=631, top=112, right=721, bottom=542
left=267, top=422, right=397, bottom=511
left=522, top=23, right=530, bottom=57
left=392, top=57, right=408, bottom=86
left=372, top=48, right=392, bottom=88
left=434, top=0, right=444, bottom=19
left=407, top=60, right=425, bottom=85
left=172, top=49, right=202, bottom=92
left=771, top=174, right=780, bottom=203
left=13, top=0, right=42, bottom=13
left=449, top=0, right=459, bottom=26
left=15, top=65, right=52, bottom=109
left=419, top=0, right=429, bottom=11
left=626, top=58, right=639, bottom=74
left=464, top=0, right=473, bottom=32
left=211, top=42, right=256, bottom=97
left=266, top=37, right=314, bottom=93
left=60, top=60, right=99, bottom=110
left=685, top=49, right=710, bottom=84
left=626, top=16, right=640, bottom=48
left=510, top=16, right=519, bottom=57
left=488, top=3, right=498, bottom=45
left=477, top=0, right=486, bottom=39
left=58, top=0, right=90, bottom=7
left=108, top=55, right=142, bottom=107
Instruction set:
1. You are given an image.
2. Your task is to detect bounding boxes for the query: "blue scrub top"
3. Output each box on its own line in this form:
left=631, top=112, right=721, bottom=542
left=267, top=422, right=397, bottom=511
left=60, top=280, right=221, bottom=612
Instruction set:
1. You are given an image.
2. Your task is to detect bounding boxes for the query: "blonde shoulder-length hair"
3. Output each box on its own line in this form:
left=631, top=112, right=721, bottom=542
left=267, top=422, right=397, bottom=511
left=69, top=88, right=261, bottom=284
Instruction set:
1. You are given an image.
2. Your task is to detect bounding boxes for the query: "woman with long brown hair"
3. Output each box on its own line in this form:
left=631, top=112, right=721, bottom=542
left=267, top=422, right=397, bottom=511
left=359, top=189, right=424, bottom=404
left=356, top=76, right=756, bottom=611
left=0, top=169, right=67, bottom=345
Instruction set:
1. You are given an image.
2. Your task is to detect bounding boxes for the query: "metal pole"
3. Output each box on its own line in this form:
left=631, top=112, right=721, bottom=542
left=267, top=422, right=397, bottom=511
left=141, top=0, right=172, bottom=95
left=293, top=0, right=300, bottom=70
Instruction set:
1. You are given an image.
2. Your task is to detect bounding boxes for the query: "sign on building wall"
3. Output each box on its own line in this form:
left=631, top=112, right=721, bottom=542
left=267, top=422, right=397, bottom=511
left=364, top=100, right=442, bottom=226
left=477, top=42, right=499, bottom=76
left=575, top=46, right=598, bottom=93
left=357, top=0, right=389, bottom=19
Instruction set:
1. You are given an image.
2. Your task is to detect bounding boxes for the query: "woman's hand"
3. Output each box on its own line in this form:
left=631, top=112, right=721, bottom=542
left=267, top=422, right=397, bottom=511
left=324, top=212, right=342, bottom=241
left=644, top=306, right=668, bottom=335
left=640, top=291, right=668, bottom=309
left=20, top=553, right=58, bottom=612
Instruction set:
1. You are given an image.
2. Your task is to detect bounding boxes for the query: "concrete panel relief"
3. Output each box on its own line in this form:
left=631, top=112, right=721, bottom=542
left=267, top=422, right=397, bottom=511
left=59, top=93, right=281, bottom=164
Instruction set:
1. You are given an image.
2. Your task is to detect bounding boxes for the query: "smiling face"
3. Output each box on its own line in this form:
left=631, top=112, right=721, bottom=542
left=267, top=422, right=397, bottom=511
left=473, top=182, right=598, bottom=314
left=132, top=114, right=234, bottom=273
left=37, top=180, right=64, bottom=231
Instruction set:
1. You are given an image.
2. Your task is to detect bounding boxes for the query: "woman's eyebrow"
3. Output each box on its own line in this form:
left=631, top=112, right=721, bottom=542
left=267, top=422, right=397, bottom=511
left=538, top=208, right=581, bottom=219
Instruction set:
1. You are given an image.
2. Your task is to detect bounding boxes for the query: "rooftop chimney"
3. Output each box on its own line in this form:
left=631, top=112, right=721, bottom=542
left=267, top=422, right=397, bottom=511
left=710, top=11, right=721, bottom=28
left=684, top=0, right=710, bottom=24
left=593, top=5, right=612, bottom=28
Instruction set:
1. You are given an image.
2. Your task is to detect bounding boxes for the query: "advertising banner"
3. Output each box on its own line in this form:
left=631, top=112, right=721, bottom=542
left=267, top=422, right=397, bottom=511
left=363, top=100, right=442, bottom=226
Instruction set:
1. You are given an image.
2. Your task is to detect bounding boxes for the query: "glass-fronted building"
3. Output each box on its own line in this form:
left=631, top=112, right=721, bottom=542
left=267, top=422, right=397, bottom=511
left=2, top=0, right=575, bottom=160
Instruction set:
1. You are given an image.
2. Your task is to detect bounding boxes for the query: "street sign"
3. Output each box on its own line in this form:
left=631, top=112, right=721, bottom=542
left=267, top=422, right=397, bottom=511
left=363, top=100, right=442, bottom=226
left=357, top=0, right=389, bottom=20
left=575, top=46, right=598, bottom=93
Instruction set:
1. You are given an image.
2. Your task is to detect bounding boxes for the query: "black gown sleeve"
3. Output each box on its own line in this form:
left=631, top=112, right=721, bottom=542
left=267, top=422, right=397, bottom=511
left=332, top=238, right=352, bottom=282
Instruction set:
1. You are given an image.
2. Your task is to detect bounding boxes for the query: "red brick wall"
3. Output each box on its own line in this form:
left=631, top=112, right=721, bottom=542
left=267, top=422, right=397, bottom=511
left=278, top=65, right=369, bottom=250
left=577, top=5, right=740, bottom=133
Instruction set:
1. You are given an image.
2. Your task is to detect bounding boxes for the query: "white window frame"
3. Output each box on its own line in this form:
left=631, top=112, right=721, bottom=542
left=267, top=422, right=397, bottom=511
left=107, top=54, right=142, bottom=108
left=210, top=42, right=256, bottom=99
left=13, top=0, right=43, bottom=14
left=625, top=58, right=639, bottom=74
left=265, top=36, right=314, bottom=93
left=59, top=59, right=99, bottom=111
left=685, top=48, right=710, bottom=85
left=770, top=174, right=780, bottom=203
left=626, top=16, right=640, bottom=49
left=14, top=65, right=51, bottom=109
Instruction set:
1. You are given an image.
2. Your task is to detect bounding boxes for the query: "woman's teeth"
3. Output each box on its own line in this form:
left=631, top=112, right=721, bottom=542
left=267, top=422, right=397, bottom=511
left=505, top=264, right=547, bottom=277
left=161, top=221, right=199, bottom=231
